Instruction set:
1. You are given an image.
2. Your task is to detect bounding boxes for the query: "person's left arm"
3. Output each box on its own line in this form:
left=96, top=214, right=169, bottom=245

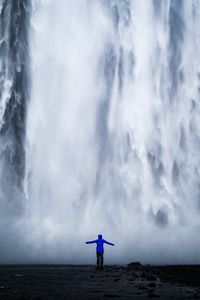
left=103, top=240, right=114, bottom=246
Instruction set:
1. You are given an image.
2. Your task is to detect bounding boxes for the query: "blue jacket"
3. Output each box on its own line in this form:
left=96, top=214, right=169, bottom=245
left=86, top=238, right=114, bottom=253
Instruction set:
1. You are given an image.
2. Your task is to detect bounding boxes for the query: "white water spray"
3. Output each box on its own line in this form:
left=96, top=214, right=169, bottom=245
left=13, top=0, right=200, bottom=263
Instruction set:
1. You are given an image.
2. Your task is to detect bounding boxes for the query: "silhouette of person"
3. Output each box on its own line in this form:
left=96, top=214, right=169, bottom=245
left=86, top=234, right=114, bottom=269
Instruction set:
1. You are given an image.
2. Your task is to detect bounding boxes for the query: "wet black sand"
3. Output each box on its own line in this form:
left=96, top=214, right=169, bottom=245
left=0, top=264, right=200, bottom=299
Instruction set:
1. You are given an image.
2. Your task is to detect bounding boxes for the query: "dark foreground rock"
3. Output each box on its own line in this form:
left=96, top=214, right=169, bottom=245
left=146, top=265, right=200, bottom=288
left=127, top=261, right=142, bottom=268
left=0, top=264, right=199, bottom=299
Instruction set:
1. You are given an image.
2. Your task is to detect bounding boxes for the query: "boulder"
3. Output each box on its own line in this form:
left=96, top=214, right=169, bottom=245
left=127, top=262, right=142, bottom=268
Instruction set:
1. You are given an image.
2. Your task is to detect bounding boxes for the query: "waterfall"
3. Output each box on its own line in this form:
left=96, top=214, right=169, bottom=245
left=1, top=0, right=200, bottom=263
left=0, top=0, right=30, bottom=262
left=0, top=0, right=30, bottom=203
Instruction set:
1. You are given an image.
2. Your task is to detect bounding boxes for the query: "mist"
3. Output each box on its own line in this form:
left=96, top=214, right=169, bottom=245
left=1, top=0, right=200, bottom=264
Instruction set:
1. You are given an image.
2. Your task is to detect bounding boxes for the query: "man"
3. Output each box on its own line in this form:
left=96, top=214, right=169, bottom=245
left=86, top=234, right=114, bottom=269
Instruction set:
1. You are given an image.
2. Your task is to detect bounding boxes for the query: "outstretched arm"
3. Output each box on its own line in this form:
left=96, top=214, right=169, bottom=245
left=86, top=240, right=97, bottom=244
left=104, top=240, right=114, bottom=246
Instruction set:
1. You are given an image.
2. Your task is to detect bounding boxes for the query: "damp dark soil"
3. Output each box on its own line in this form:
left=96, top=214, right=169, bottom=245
left=0, top=264, right=200, bottom=299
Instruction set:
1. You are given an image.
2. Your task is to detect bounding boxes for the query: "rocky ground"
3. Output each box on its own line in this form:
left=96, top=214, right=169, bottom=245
left=0, top=263, right=200, bottom=299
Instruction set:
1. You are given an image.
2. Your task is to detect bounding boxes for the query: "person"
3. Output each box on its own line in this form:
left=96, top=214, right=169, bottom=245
left=86, top=234, right=114, bottom=269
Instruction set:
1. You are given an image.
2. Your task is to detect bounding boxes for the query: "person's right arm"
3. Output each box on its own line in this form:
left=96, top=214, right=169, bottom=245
left=86, top=240, right=97, bottom=244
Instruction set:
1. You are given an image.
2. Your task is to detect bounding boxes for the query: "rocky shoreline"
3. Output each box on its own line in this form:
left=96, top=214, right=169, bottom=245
left=0, top=264, right=199, bottom=299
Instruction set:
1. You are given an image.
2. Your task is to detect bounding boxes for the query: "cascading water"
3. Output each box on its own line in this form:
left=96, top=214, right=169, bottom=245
left=1, top=0, right=200, bottom=264
left=0, top=0, right=29, bottom=203
left=0, top=0, right=30, bottom=262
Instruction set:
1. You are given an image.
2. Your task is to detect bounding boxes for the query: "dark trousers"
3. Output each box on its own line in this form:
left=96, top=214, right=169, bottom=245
left=96, top=252, right=104, bottom=268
